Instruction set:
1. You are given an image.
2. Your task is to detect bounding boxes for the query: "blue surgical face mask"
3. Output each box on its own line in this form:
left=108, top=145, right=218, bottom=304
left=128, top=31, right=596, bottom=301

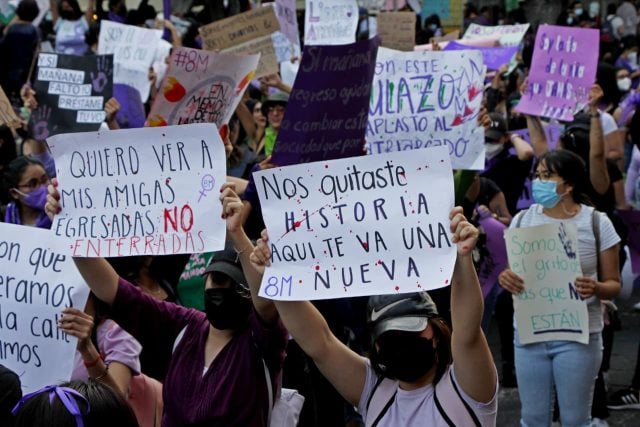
left=532, top=179, right=562, bottom=208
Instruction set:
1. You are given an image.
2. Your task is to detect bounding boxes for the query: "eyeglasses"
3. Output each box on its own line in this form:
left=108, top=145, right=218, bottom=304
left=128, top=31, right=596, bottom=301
left=485, top=138, right=500, bottom=144
left=17, top=174, right=50, bottom=191
left=267, top=106, right=285, bottom=115
left=530, top=170, right=556, bottom=180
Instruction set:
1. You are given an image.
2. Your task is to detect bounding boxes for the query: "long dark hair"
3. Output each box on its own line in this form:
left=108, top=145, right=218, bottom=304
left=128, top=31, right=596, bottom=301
left=58, top=0, right=82, bottom=20
left=1, top=156, right=45, bottom=203
left=539, top=150, right=592, bottom=205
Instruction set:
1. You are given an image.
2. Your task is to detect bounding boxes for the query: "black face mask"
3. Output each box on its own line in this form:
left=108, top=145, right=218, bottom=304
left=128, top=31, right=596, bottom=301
left=372, top=331, right=435, bottom=383
left=204, top=288, right=252, bottom=331
left=60, top=9, right=77, bottom=20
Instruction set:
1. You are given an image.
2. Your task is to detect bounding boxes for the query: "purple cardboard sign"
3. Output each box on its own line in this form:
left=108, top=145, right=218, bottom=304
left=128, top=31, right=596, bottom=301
left=515, top=25, right=599, bottom=121
left=444, top=40, right=518, bottom=70
left=618, top=210, right=640, bottom=274
left=113, top=84, right=146, bottom=129
left=270, top=37, right=379, bottom=166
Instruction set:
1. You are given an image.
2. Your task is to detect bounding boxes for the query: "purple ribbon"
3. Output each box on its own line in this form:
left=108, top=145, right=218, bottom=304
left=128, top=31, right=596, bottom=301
left=12, top=385, right=90, bottom=427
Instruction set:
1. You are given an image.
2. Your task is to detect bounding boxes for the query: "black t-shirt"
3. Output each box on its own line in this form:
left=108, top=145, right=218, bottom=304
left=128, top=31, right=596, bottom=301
left=462, top=177, right=502, bottom=219
left=481, top=153, right=533, bottom=216
left=587, top=159, right=622, bottom=214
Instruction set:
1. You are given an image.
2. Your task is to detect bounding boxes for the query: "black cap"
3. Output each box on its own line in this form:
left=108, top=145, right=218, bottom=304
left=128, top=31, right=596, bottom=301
left=203, top=243, right=248, bottom=293
left=367, top=292, right=439, bottom=340
left=485, top=113, right=508, bottom=141
left=261, top=91, right=289, bottom=116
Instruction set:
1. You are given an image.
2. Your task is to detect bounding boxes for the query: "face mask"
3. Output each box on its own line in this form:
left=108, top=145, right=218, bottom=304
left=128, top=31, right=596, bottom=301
left=567, top=16, right=574, bottom=25
left=428, top=24, right=437, bottom=32
left=574, top=8, right=583, bottom=16
left=588, top=3, right=599, bottom=18
left=628, top=51, right=638, bottom=65
left=484, top=142, right=503, bottom=160
left=15, top=185, right=48, bottom=211
left=204, top=287, right=251, bottom=330
left=532, top=179, right=562, bottom=208
left=59, top=9, right=76, bottom=20
left=618, top=77, right=632, bottom=92
left=372, top=332, right=435, bottom=383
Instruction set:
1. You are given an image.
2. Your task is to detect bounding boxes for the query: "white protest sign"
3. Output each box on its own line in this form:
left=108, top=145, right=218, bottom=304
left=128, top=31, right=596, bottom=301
left=368, top=47, right=486, bottom=170
left=0, top=223, right=90, bottom=392
left=463, top=23, right=529, bottom=47
left=98, top=21, right=162, bottom=102
left=48, top=123, right=227, bottom=257
left=256, top=147, right=456, bottom=300
left=305, top=0, right=359, bottom=46
left=505, top=222, right=588, bottom=344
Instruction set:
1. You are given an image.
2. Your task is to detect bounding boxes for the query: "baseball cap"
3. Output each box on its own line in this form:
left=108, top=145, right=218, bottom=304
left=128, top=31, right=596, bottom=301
left=367, top=292, right=439, bottom=340
left=261, top=91, right=289, bottom=116
left=203, top=243, right=248, bottom=293
left=485, top=113, right=508, bottom=141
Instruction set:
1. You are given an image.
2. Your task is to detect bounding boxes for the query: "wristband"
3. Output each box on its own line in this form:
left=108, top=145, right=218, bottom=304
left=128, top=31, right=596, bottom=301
left=94, top=364, right=109, bottom=381
left=83, top=354, right=101, bottom=368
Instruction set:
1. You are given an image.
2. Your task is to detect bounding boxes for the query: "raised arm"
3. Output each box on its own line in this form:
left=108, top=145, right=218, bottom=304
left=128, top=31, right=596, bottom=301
left=526, top=114, right=549, bottom=158
left=509, top=132, right=534, bottom=161
left=587, top=85, right=610, bottom=195
left=85, top=0, right=95, bottom=24
left=449, top=207, right=497, bottom=403
left=250, top=231, right=367, bottom=405
left=50, top=0, right=59, bottom=24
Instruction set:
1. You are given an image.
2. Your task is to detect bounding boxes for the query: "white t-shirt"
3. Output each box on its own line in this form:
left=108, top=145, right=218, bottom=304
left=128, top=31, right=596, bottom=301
left=55, top=17, right=89, bottom=55
left=600, top=111, right=618, bottom=137
left=357, top=363, right=497, bottom=427
left=511, top=204, right=620, bottom=333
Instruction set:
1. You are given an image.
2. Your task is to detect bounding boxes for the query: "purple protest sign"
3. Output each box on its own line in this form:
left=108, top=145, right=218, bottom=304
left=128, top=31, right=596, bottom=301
left=618, top=210, right=640, bottom=274
left=270, top=37, right=379, bottom=166
left=113, top=84, right=146, bottom=129
left=444, top=40, right=518, bottom=70
left=515, top=25, right=599, bottom=121
left=476, top=214, right=508, bottom=299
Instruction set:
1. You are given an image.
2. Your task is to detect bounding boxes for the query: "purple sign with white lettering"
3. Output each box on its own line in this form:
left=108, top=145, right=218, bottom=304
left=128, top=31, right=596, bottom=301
left=444, top=40, right=518, bottom=70
left=515, top=25, right=599, bottom=121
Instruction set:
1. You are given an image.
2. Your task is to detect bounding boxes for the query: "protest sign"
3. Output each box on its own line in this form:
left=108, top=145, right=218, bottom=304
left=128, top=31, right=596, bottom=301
left=463, top=23, right=530, bottom=47
left=0, top=85, right=19, bottom=127
left=48, top=123, right=227, bottom=257
left=256, top=147, right=456, bottom=300
left=431, top=30, right=460, bottom=44
left=113, top=84, right=146, bottom=129
left=0, top=223, right=90, bottom=392
left=221, top=37, right=278, bottom=78
left=421, top=0, right=463, bottom=27
left=476, top=214, right=508, bottom=299
left=443, top=41, right=518, bottom=70
left=505, top=222, right=588, bottom=344
left=280, top=60, right=300, bottom=87
left=31, top=53, right=113, bottom=139
left=147, top=47, right=259, bottom=128
left=275, top=0, right=300, bottom=48
left=618, top=210, right=640, bottom=274
left=272, top=31, right=302, bottom=64
left=367, top=47, right=486, bottom=170
left=377, top=11, right=416, bottom=51
left=98, top=21, right=162, bottom=102
left=33, top=0, right=49, bottom=26
left=270, top=37, right=378, bottom=166
left=198, top=5, right=281, bottom=51
left=304, top=0, right=359, bottom=46
left=515, top=25, right=599, bottom=121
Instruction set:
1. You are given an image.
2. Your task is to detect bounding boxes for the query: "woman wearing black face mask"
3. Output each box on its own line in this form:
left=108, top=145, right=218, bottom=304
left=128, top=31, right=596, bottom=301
left=44, top=180, right=288, bottom=426
left=250, top=207, right=498, bottom=426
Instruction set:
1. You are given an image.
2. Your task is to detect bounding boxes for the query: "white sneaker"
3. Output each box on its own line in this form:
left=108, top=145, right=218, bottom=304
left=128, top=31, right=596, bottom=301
left=591, top=417, right=609, bottom=427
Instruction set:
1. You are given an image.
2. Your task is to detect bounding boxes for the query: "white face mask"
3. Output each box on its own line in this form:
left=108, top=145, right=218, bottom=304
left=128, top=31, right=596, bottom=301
left=574, top=7, right=583, bottom=16
left=618, top=77, right=632, bottom=92
left=485, top=143, right=503, bottom=160
left=589, top=3, right=599, bottom=18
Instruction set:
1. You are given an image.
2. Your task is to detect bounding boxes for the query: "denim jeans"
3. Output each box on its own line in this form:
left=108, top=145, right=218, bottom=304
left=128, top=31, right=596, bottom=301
left=515, top=332, right=602, bottom=427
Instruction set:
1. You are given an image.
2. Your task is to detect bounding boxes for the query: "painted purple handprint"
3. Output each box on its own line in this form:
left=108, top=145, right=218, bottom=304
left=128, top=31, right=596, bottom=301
left=31, top=105, right=51, bottom=141
left=90, top=56, right=112, bottom=93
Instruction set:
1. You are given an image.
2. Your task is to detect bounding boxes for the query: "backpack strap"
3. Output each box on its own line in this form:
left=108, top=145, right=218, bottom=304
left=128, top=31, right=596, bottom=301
left=591, top=208, right=601, bottom=280
left=433, top=369, right=482, bottom=427
left=364, top=376, right=398, bottom=427
left=514, top=209, right=528, bottom=228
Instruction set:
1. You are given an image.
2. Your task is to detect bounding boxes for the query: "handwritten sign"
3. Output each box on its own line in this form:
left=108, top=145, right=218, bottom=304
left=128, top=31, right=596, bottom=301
left=421, top=0, right=463, bottom=27
left=271, top=38, right=378, bottom=166
left=0, top=223, right=90, bottom=392
left=505, top=222, right=588, bottom=344
left=256, top=147, right=456, bottom=300
left=0, top=85, right=19, bottom=127
left=618, top=210, right=640, bottom=274
left=31, top=53, right=113, bottom=139
left=463, top=23, right=529, bottom=47
left=48, top=124, right=226, bottom=257
left=221, top=37, right=278, bottom=78
left=515, top=25, right=599, bottom=121
left=304, top=0, right=358, bottom=46
left=98, top=21, right=162, bottom=102
left=367, top=48, right=486, bottom=170
left=443, top=41, right=518, bottom=70
left=275, top=0, right=301, bottom=49
left=147, top=47, right=259, bottom=127
left=377, top=11, right=416, bottom=52
left=198, top=5, right=281, bottom=51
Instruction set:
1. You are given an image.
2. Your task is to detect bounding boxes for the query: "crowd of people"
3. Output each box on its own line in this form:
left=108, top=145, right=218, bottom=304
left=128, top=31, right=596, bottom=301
left=0, top=0, right=639, bottom=426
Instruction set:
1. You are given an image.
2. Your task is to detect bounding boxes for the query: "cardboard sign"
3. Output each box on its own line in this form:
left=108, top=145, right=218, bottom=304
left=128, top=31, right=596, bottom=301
left=221, top=37, right=278, bottom=78
left=505, top=222, right=588, bottom=344
left=48, top=124, right=226, bottom=257
left=271, top=37, right=378, bottom=166
left=443, top=41, right=518, bottom=70
left=367, top=47, right=486, bottom=170
left=515, top=25, right=599, bottom=121
left=0, top=223, right=90, bottom=392
left=463, top=23, right=530, bottom=47
left=147, top=47, right=259, bottom=127
left=198, top=5, right=281, bottom=51
left=304, top=0, right=359, bottom=46
left=377, top=11, right=416, bottom=52
left=98, top=21, right=162, bottom=102
left=0, top=85, right=19, bottom=127
left=256, top=147, right=456, bottom=300
left=421, top=0, right=463, bottom=27
left=31, top=53, right=113, bottom=139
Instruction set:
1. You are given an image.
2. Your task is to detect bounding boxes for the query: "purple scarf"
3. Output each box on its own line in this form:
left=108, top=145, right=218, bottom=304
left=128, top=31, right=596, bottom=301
left=4, top=201, right=52, bottom=229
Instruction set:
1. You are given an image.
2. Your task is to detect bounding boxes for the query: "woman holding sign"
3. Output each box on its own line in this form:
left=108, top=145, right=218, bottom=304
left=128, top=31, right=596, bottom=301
left=499, top=149, right=621, bottom=427
left=250, top=207, right=498, bottom=426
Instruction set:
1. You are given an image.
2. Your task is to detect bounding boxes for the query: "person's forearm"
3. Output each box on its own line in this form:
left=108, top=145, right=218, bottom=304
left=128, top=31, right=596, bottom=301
left=526, top=115, right=548, bottom=157
left=510, top=134, right=534, bottom=161
left=589, top=111, right=610, bottom=194
left=596, top=279, right=621, bottom=300
left=450, top=254, right=483, bottom=342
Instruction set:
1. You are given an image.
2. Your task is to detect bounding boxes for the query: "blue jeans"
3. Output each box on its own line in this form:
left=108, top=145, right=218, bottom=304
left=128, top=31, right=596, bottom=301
left=515, top=332, right=602, bottom=427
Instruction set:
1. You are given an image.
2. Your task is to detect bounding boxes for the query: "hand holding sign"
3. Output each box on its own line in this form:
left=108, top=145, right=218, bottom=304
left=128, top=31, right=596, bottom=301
left=450, top=206, right=479, bottom=257
left=498, top=268, right=525, bottom=295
